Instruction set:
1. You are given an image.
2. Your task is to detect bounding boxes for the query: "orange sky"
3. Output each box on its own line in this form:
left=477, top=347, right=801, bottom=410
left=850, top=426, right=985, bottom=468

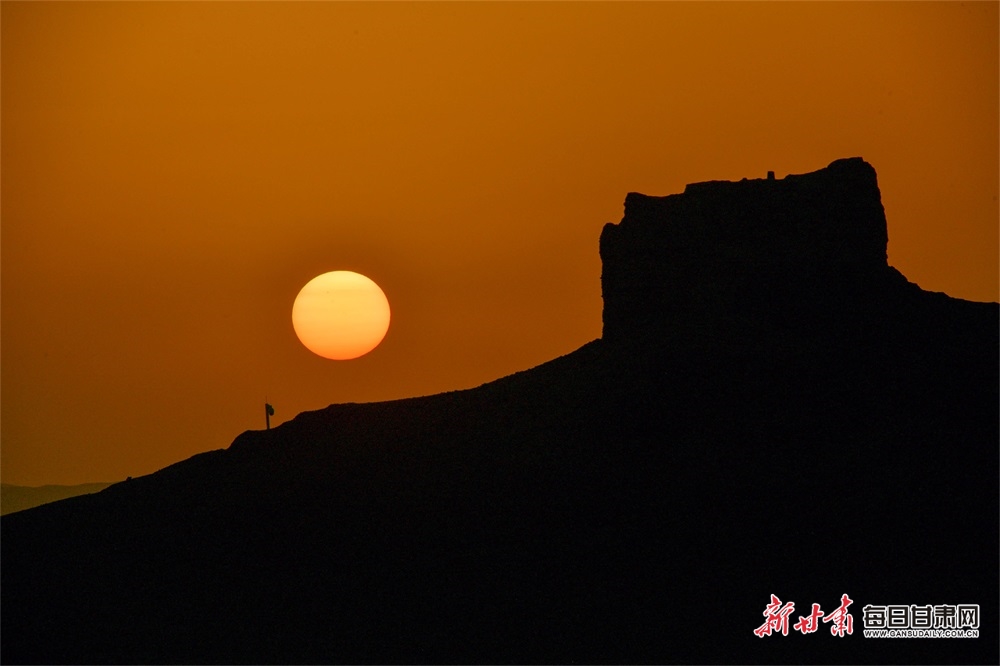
left=2, top=2, right=997, bottom=486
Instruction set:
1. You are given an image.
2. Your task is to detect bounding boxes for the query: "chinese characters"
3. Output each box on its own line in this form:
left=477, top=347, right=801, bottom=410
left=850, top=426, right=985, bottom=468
left=755, top=594, right=853, bottom=637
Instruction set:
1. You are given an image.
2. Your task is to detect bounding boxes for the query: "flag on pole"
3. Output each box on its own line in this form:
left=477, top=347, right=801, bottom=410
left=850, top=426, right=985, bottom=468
left=266, top=403, right=275, bottom=416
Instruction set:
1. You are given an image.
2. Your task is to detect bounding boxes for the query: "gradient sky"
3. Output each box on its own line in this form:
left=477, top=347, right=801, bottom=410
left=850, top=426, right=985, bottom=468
left=3, top=2, right=997, bottom=486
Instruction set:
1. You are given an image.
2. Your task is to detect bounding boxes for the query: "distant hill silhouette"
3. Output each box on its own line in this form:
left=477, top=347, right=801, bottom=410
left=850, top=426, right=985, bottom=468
left=3, top=159, right=996, bottom=664
left=0, top=483, right=112, bottom=516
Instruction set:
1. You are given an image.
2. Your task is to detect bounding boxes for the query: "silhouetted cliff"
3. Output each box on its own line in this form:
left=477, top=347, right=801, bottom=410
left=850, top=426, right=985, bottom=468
left=602, top=158, right=888, bottom=342
left=3, top=159, right=996, bottom=665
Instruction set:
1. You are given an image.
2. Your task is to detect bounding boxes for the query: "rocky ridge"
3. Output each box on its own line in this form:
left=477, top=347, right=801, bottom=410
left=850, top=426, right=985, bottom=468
left=2, top=158, right=996, bottom=665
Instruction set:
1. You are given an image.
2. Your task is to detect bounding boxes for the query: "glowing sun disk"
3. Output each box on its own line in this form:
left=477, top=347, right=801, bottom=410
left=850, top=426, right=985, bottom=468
left=292, top=271, right=390, bottom=360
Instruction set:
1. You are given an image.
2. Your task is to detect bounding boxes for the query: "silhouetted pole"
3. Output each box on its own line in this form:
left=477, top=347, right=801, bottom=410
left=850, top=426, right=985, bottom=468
left=265, top=402, right=275, bottom=430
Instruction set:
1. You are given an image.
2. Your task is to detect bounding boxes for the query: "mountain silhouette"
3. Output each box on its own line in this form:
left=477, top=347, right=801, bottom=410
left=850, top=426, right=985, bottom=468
left=0, top=483, right=113, bottom=516
left=3, top=158, right=996, bottom=664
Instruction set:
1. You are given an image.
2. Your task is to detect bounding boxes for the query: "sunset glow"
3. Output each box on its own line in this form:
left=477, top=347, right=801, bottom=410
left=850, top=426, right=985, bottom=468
left=1, top=2, right=995, bottom=485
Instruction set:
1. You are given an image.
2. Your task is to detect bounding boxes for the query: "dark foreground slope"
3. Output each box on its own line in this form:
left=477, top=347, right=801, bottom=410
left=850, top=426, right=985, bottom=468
left=3, top=159, right=996, bottom=665
left=1, top=483, right=112, bottom=516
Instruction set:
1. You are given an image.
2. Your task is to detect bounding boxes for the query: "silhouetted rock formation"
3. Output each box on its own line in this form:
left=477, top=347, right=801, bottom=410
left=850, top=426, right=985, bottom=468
left=601, top=158, right=896, bottom=349
left=3, top=159, right=996, bottom=665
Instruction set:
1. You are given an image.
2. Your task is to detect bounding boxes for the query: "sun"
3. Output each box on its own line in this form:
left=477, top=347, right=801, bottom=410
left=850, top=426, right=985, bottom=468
left=291, top=271, right=391, bottom=360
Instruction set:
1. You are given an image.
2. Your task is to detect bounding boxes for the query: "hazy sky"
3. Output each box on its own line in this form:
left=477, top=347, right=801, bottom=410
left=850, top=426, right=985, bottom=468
left=3, top=2, right=997, bottom=486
